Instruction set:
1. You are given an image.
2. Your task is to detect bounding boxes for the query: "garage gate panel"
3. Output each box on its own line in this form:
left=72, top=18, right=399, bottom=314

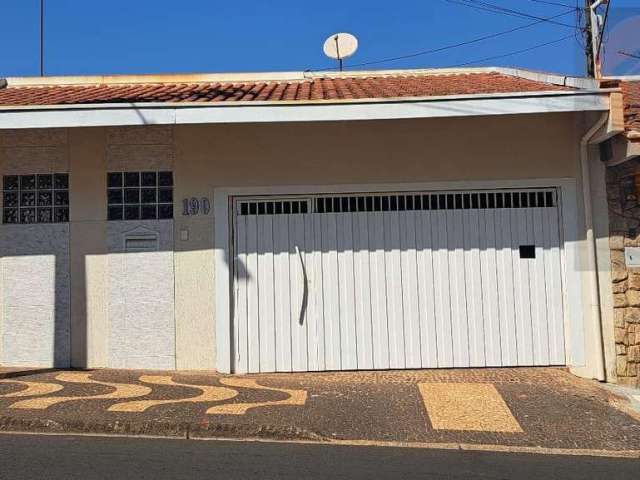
left=232, top=189, right=565, bottom=374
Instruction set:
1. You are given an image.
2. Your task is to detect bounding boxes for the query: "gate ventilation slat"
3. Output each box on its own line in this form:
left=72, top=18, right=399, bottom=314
left=237, top=199, right=310, bottom=216
left=237, top=190, right=556, bottom=216
left=314, top=190, right=556, bottom=213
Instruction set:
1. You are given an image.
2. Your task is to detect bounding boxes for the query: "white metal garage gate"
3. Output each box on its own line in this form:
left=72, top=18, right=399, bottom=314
left=231, top=188, right=565, bottom=374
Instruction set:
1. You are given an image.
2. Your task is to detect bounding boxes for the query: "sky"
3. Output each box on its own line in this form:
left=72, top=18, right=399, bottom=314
left=0, top=0, right=638, bottom=78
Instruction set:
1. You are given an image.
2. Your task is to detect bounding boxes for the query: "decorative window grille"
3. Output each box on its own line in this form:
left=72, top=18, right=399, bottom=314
left=2, top=173, right=69, bottom=224
left=107, top=171, right=173, bottom=221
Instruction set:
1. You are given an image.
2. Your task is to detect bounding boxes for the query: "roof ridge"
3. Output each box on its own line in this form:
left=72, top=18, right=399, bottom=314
left=3, top=67, right=504, bottom=88
left=3, top=71, right=524, bottom=91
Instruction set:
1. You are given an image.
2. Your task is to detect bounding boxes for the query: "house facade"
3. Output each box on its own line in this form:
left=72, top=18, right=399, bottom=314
left=0, top=67, right=632, bottom=385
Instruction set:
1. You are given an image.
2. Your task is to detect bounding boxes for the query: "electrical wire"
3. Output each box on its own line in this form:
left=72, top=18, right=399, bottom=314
left=445, top=0, right=578, bottom=28
left=311, top=9, right=578, bottom=71
left=528, top=0, right=577, bottom=7
left=574, top=1, right=586, bottom=48
left=447, top=33, right=575, bottom=67
left=619, top=51, right=640, bottom=60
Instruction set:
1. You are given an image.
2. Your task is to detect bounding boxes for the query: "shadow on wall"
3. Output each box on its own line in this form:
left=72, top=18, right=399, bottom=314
left=0, top=224, right=70, bottom=368
left=0, top=220, right=176, bottom=370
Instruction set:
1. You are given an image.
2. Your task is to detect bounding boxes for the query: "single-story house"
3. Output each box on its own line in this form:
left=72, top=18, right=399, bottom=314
left=0, top=66, right=636, bottom=386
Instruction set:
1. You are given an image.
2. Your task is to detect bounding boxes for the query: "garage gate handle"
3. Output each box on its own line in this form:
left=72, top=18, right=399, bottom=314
left=295, top=245, right=309, bottom=326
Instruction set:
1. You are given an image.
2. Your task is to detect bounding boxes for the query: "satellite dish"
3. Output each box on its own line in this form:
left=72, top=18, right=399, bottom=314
left=323, top=33, right=358, bottom=71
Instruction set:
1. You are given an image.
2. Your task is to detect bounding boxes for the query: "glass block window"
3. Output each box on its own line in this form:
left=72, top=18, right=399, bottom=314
left=107, top=171, right=173, bottom=221
left=2, top=173, right=69, bottom=224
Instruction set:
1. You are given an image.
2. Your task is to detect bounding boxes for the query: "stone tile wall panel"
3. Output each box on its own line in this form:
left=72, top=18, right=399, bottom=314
left=607, top=157, right=640, bottom=387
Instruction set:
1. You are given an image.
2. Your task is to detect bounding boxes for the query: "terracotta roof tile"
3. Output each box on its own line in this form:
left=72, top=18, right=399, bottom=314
left=621, top=81, right=640, bottom=141
left=0, top=72, right=571, bottom=107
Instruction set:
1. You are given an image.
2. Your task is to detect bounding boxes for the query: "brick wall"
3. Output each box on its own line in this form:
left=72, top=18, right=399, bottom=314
left=607, top=157, right=640, bottom=388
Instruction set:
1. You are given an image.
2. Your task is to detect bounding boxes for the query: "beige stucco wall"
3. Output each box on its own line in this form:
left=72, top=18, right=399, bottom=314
left=172, top=113, right=589, bottom=372
left=2, top=111, right=612, bottom=374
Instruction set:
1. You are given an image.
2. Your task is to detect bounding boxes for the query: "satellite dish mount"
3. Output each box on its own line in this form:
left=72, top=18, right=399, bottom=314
left=323, top=33, right=358, bottom=71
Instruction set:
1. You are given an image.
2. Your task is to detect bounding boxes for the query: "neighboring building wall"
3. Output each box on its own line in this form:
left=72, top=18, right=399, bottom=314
left=0, top=129, right=70, bottom=367
left=607, top=157, right=640, bottom=388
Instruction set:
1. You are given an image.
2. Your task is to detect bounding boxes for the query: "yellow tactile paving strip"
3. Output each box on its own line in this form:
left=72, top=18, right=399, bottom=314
left=108, top=375, right=238, bottom=412
left=206, top=377, right=308, bottom=415
left=0, top=380, right=64, bottom=398
left=8, top=373, right=151, bottom=410
left=418, top=382, right=523, bottom=433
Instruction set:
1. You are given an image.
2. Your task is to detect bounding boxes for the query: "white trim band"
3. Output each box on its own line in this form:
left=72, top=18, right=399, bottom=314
left=0, top=92, right=609, bottom=129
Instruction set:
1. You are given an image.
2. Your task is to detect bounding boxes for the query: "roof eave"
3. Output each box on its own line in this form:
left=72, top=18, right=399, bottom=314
left=0, top=89, right=611, bottom=130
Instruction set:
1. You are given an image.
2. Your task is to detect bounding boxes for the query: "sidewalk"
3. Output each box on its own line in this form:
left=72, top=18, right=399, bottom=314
left=0, top=367, right=57, bottom=379
left=1, top=367, right=639, bottom=455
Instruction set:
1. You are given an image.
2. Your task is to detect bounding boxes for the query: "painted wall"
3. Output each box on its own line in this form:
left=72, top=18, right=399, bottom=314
left=0, top=129, right=70, bottom=367
left=0, top=112, right=609, bottom=375
left=173, top=112, right=595, bottom=373
left=107, top=221, right=175, bottom=369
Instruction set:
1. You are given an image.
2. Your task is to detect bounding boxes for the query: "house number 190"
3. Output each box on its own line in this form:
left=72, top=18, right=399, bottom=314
left=182, top=197, right=211, bottom=216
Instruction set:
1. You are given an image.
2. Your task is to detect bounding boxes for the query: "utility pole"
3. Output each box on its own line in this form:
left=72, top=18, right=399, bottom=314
left=584, top=0, right=595, bottom=77
left=584, top=0, right=610, bottom=78
left=40, top=0, right=44, bottom=77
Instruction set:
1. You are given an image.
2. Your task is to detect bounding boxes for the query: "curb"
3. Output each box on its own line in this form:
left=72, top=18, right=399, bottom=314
left=0, top=415, right=325, bottom=442
left=1, top=416, right=639, bottom=459
left=0, top=368, right=57, bottom=380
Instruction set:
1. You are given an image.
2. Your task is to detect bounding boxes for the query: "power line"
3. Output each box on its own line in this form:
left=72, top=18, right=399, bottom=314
left=448, top=34, right=575, bottom=67
left=316, top=9, right=577, bottom=71
left=528, top=0, right=577, bottom=7
left=446, top=0, right=578, bottom=28
left=619, top=51, right=640, bottom=60
left=449, top=0, right=578, bottom=28
left=574, top=1, right=586, bottom=48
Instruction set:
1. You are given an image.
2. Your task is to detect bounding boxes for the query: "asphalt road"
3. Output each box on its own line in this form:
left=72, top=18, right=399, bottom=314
left=0, top=433, right=638, bottom=480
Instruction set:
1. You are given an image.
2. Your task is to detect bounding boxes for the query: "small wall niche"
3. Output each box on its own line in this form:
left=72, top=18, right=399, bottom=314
left=124, top=233, right=159, bottom=252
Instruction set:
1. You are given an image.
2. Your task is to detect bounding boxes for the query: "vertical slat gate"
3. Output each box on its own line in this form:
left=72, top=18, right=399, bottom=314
left=480, top=207, right=502, bottom=366
left=232, top=189, right=566, bottom=374
left=273, top=214, right=292, bottom=372
left=353, top=212, right=374, bottom=370
left=384, top=206, right=406, bottom=369
left=369, top=210, right=390, bottom=369
left=415, top=208, right=439, bottom=368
